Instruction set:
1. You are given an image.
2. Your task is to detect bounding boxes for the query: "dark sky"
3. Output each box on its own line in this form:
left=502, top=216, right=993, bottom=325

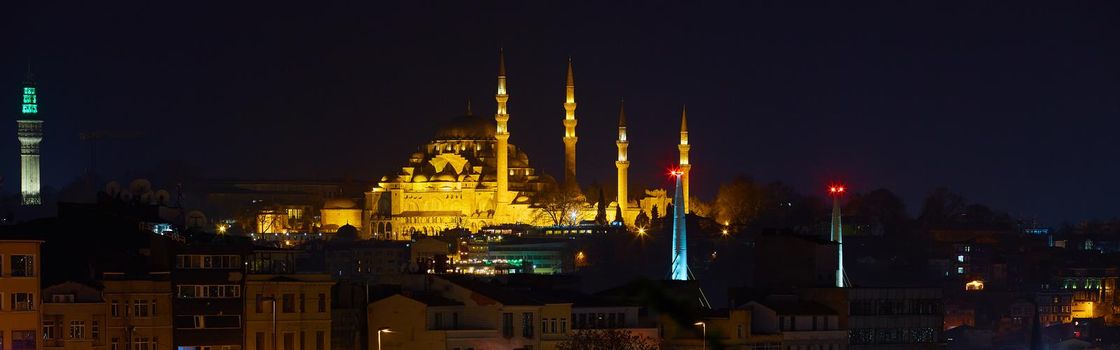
left=3, top=1, right=1119, bottom=225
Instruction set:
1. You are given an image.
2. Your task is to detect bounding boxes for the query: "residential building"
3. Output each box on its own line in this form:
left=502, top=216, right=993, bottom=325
left=0, top=240, right=43, bottom=350
left=102, top=272, right=173, bottom=350
left=171, top=241, right=250, bottom=350
left=244, top=249, right=333, bottom=350
left=41, top=282, right=107, bottom=350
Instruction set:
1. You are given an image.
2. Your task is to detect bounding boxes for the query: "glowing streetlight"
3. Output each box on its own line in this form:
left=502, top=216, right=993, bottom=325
left=637, top=227, right=647, bottom=235
left=721, top=228, right=729, bottom=235
left=376, top=327, right=393, bottom=350
left=694, top=321, right=707, bottom=350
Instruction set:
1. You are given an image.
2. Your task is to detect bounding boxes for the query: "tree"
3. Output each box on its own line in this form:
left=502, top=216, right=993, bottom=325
left=650, top=205, right=660, bottom=223
left=634, top=209, right=650, bottom=228
left=714, top=175, right=761, bottom=226
left=689, top=196, right=713, bottom=218
left=595, top=187, right=609, bottom=226
left=844, top=188, right=910, bottom=235
left=535, top=187, right=587, bottom=226
left=556, top=329, right=659, bottom=350
left=918, top=187, right=965, bottom=227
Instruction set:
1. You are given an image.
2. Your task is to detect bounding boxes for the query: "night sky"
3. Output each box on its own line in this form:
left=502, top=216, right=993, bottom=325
left=3, top=1, right=1118, bottom=225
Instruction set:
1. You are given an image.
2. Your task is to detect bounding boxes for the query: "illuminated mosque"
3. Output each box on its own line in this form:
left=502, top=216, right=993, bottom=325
left=353, top=52, right=688, bottom=240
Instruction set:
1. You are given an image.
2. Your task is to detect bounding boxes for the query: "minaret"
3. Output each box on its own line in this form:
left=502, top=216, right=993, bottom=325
left=829, top=185, right=847, bottom=287
left=677, top=107, right=691, bottom=213
left=17, top=68, right=43, bottom=206
left=562, top=58, right=578, bottom=189
left=494, top=50, right=510, bottom=215
left=670, top=171, right=688, bottom=281
left=615, top=100, right=629, bottom=209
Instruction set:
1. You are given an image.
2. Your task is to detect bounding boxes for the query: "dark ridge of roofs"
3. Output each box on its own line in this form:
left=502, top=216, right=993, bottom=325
left=402, top=292, right=463, bottom=306
left=757, top=300, right=839, bottom=316
left=439, top=275, right=543, bottom=306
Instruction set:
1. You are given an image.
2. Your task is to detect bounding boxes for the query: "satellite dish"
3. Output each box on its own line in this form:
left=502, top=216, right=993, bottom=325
left=129, top=179, right=152, bottom=194
left=186, top=211, right=207, bottom=228
left=140, top=191, right=154, bottom=204
left=105, top=181, right=121, bottom=198
left=119, top=191, right=133, bottom=202
left=155, top=190, right=171, bottom=206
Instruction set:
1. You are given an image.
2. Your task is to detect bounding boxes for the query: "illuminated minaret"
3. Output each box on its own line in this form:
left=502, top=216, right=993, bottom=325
left=829, top=185, right=847, bottom=287
left=494, top=50, right=510, bottom=215
left=562, top=58, right=578, bottom=189
left=17, top=68, right=42, bottom=206
left=677, top=107, right=691, bottom=213
left=615, top=100, right=629, bottom=208
left=669, top=170, right=688, bottom=281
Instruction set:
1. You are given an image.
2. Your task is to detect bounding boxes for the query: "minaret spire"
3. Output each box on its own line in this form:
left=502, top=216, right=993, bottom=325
left=18, top=66, right=43, bottom=205
left=466, top=98, right=473, bottom=116
left=677, top=106, right=691, bottom=213
left=494, top=49, right=511, bottom=216
left=615, top=99, right=629, bottom=217
left=562, top=57, right=578, bottom=189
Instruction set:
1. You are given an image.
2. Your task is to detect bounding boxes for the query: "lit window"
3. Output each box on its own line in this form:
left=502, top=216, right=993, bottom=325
left=957, top=267, right=965, bottom=274
left=957, top=255, right=965, bottom=262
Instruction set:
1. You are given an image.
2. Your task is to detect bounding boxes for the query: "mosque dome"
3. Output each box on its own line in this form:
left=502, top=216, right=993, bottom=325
left=323, top=198, right=358, bottom=209
left=435, top=114, right=497, bottom=140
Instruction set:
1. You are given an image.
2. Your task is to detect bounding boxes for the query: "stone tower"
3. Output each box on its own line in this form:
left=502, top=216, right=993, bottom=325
left=494, top=50, right=510, bottom=215
left=615, top=100, right=629, bottom=209
left=562, top=58, right=578, bottom=189
left=17, top=68, right=42, bottom=206
left=677, top=107, right=690, bottom=213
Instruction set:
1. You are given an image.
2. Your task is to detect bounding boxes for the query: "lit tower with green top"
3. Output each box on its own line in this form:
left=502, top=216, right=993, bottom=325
left=17, top=68, right=42, bottom=205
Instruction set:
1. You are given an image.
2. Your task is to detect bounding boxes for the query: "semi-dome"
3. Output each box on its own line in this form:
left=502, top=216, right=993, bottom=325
left=435, top=114, right=496, bottom=140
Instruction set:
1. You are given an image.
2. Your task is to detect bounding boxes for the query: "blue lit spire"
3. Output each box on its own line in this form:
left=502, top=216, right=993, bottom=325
left=670, top=171, right=688, bottom=281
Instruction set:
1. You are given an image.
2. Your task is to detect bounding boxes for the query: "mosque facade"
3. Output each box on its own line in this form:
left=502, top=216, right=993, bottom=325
left=355, top=53, right=687, bottom=240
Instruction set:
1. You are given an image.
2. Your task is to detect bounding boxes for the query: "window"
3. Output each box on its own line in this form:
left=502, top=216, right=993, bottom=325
left=283, top=333, right=294, bottom=350
left=522, top=313, right=534, bottom=338
left=135, top=300, right=150, bottom=317
left=111, top=300, right=120, bottom=317
left=737, top=324, right=743, bottom=338
left=315, top=331, right=324, bottom=350
left=176, top=285, right=240, bottom=299
left=453, top=312, right=459, bottom=328
left=70, top=321, right=85, bottom=339
left=550, top=319, right=557, bottom=334
left=10, top=256, right=34, bottom=277
left=51, top=294, right=75, bottom=303
left=255, top=333, right=265, bottom=350
left=42, top=321, right=55, bottom=340
left=561, top=318, right=567, bottom=333
left=434, top=312, right=444, bottom=329
left=91, top=321, right=100, bottom=340
left=300, top=332, right=305, bottom=350
left=256, top=295, right=264, bottom=313
left=317, top=294, right=326, bottom=312
left=132, top=337, right=149, bottom=350
left=112, top=338, right=119, bottom=350
left=13, top=330, right=36, bottom=350
left=12, top=293, right=34, bottom=311
left=299, top=294, right=305, bottom=313
left=502, top=313, right=514, bottom=338
left=282, top=294, right=295, bottom=313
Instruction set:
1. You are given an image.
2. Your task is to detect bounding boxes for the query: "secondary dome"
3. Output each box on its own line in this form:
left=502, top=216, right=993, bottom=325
left=435, top=114, right=496, bottom=140
left=324, top=198, right=358, bottom=209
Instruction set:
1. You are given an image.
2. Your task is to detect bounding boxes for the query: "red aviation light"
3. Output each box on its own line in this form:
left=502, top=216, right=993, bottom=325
left=828, top=184, right=846, bottom=197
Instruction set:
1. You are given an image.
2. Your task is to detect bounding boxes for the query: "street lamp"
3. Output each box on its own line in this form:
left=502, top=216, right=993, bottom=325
left=376, top=327, right=393, bottom=350
left=693, top=321, right=706, bottom=350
